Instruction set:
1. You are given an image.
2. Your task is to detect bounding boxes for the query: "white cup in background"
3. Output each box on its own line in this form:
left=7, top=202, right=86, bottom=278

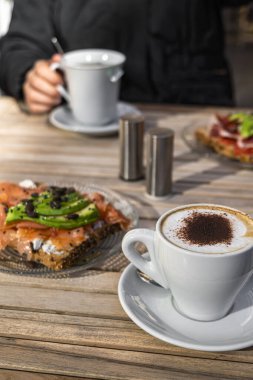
left=51, top=49, right=126, bottom=126
left=122, top=204, right=253, bottom=321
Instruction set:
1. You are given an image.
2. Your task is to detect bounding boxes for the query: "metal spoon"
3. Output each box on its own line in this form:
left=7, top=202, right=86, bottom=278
left=136, top=269, right=161, bottom=287
left=51, top=37, right=64, bottom=54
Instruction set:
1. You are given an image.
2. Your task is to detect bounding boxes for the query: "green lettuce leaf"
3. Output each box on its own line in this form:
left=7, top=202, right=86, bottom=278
left=229, top=113, right=253, bottom=139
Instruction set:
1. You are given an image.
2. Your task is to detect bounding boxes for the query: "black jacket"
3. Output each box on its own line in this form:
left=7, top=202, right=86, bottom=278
left=0, top=0, right=250, bottom=106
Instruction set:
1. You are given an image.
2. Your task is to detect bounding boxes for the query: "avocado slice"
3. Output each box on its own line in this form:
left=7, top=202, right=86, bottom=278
left=31, top=190, right=85, bottom=216
left=35, top=197, right=90, bottom=216
left=33, top=189, right=80, bottom=203
left=6, top=202, right=100, bottom=229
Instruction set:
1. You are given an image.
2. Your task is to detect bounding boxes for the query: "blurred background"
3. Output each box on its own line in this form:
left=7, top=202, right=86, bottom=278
left=224, top=5, right=253, bottom=106
left=0, top=0, right=12, bottom=39
left=0, top=0, right=12, bottom=97
left=0, top=0, right=253, bottom=107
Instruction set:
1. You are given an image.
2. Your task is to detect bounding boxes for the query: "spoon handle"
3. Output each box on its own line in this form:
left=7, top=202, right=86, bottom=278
left=51, top=37, right=64, bottom=55
left=136, top=269, right=161, bottom=287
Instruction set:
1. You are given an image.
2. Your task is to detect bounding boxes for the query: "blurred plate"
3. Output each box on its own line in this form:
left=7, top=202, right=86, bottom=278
left=0, top=183, right=138, bottom=278
left=182, top=121, right=253, bottom=170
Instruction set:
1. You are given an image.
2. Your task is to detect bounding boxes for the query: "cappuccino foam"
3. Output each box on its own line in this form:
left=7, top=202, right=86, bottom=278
left=162, top=206, right=252, bottom=254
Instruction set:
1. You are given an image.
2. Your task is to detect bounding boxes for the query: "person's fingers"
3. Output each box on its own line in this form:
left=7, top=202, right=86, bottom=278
left=25, top=102, right=52, bottom=114
left=51, top=53, right=62, bottom=62
left=34, top=59, right=63, bottom=86
left=23, top=81, right=60, bottom=114
left=26, top=69, right=61, bottom=98
left=23, top=58, right=64, bottom=114
left=34, top=61, right=63, bottom=85
left=24, top=82, right=61, bottom=105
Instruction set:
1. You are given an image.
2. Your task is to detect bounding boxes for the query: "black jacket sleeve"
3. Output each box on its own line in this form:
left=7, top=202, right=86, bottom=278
left=0, top=0, right=56, bottom=99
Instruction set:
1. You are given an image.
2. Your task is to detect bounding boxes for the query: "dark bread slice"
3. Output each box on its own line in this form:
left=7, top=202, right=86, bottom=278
left=195, top=127, right=253, bottom=164
left=19, top=222, right=122, bottom=271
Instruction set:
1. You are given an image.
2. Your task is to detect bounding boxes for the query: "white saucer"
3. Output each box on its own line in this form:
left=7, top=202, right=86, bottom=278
left=118, top=259, right=253, bottom=352
left=49, top=102, right=140, bottom=136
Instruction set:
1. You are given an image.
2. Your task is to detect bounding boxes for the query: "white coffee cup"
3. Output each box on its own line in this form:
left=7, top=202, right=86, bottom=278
left=51, top=49, right=126, bottom=125
left=122, top=204, right=253, bottom=321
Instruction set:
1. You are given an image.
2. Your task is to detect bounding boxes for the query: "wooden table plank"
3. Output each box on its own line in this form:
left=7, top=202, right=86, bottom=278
left=0, top=310, right=249, bottom=362
left=0, top=285, right=125, bottom=318
left=0, top=271, right=120, bottom=293
left=0, top=338, right=251, bottom=380
left=0, top=310, right=251, bottom=364
left=0, top=369, right=90, bottom=380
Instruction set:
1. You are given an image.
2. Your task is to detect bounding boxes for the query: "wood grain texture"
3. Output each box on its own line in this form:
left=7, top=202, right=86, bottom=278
left=0, top=337, right=252, bottom=380
left=0, top=369, right=90, bottom=380
left=0, top=96, right=252, bottom=379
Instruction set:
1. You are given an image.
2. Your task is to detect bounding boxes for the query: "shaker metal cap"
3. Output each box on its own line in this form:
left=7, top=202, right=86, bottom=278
left=120, top=113, right=144, bottom=126
left=146, top=127, right=174, bottom=199
left=147, top=128, right=174, bottom=140
left=119, top=113, right=144, bottom=181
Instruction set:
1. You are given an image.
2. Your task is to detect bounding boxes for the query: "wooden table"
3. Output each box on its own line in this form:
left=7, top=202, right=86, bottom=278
left=0, top=96, right=252, bottom=379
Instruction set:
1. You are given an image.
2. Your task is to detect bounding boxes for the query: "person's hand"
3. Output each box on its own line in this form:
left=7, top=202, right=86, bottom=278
left=23, top=54, right=63, bottom=114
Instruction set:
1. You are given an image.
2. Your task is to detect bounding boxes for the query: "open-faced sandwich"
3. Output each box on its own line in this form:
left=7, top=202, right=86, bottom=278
left=195, top=113, right=253, bottom=164
left=0, top=181, right=131, bottom=271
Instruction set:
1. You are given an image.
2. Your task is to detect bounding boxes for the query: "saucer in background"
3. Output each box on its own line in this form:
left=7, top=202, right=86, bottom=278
left=49, top=102, right=141, bottom=137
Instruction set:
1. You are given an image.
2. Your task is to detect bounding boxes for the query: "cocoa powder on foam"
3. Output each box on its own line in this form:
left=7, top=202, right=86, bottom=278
left=177, top=212, right=233, bottom=246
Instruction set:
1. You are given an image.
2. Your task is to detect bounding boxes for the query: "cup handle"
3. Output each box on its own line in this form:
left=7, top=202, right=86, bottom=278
left=122, top=228, right=167, bottom=288
left=50, top=62, right=71, bottom=103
